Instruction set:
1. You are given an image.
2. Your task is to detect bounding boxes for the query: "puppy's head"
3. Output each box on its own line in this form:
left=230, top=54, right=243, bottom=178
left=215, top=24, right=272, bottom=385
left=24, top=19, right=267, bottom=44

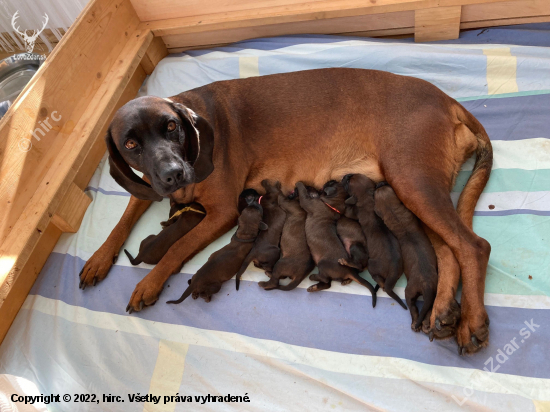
left=320, top=180, right=348, bottom=213
left=238, top=189, right=260, bottom=214
left=306, top=185, right=320, bottom=199
left=105, top=96, right=215, bottom=200
left=373, top=184, right=401, bottom=216
left=237, top=195, right=268, bottom=238
left=341, top=174, right=376, bottom=206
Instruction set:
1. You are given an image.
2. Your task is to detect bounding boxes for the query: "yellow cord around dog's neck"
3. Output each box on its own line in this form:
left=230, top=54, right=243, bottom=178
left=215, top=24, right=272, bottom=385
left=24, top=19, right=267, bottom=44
left=169, top=206, right=205, bottom=221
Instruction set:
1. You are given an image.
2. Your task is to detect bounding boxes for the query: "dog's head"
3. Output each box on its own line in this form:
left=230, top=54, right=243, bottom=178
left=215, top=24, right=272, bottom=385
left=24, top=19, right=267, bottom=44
left=341, top=174, right=376, bottom=205
left=105, top=96, right=215, bottom=200
left=320, top=180, right=348, bottom=213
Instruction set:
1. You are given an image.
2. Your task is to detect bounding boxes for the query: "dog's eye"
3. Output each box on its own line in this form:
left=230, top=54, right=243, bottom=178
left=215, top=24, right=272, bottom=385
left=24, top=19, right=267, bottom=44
left=124, top=139, right=138, bottom=150
left=167, top=121, right=177, bottom=132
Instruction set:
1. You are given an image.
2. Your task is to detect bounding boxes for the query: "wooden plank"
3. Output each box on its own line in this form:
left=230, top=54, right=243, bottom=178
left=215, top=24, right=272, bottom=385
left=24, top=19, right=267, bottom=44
left=0, top=0, right=140, bottom=249
left=141, top=36, right=169, bottom=75
left=0, top=222, right=61, bottom=344
left=461, top=14, right=550, bottom=29
left=415, top=5, right=462, bottom=42
left=462, top=0, right=550, bottom=22
left=139, top=0, right=507, bottom=37
left=0, top=29, right=154, bottom=342
left=51, top=183, right=92, bottom=233
left=73, top=64, right=147, bottom=191
left=163, top=11, right=413, bottom=49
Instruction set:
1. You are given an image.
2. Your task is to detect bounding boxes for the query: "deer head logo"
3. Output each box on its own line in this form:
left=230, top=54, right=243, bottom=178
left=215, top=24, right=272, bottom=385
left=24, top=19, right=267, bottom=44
left=12, top=11, right=49, bottom=54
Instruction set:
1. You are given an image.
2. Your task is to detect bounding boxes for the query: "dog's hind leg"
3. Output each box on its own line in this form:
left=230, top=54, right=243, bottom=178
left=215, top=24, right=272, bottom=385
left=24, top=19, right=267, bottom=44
left=425, top=228, right=461, bottom=340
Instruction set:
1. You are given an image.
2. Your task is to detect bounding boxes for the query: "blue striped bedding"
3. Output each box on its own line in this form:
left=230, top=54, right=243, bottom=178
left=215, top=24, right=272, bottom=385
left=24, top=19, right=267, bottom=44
left=1, top=24, right=549, bottom=411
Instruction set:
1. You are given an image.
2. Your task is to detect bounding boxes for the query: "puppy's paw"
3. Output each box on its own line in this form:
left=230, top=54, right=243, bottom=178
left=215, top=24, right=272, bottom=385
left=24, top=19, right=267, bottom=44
left=338, top=258, right=362, bottom=270
left=259, top=279, right=279, bottom=290
left=341, top=279, right=353, bottom=286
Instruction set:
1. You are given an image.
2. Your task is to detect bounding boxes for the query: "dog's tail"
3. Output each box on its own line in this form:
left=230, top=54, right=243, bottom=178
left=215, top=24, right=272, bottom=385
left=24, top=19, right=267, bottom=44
left=455, top=104, right=493, bottom=229
left=235, top=254, right=253, bottom=291
left=166, top=282, right=193, bottom=305
left=124, top=249, right=142, bottom=266
left=350, top=274, right=378, bottom=308
left=415, top=287, right=436, bottom=330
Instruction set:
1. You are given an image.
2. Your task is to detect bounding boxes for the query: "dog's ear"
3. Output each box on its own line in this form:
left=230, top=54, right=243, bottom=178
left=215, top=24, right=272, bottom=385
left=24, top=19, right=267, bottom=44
left=345, top=196, right=357, bottom=205
left=105, top=129, right=163, bottom=201
left=323, top=186, right=337, bottom=197
left=259, top=221, right=268, bottom=231
left=173, top=103, right=214, bottom=183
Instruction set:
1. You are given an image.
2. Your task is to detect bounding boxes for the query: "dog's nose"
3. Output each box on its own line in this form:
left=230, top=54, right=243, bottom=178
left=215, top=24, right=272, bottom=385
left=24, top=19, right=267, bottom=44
left=159, top=163, right=184, bottom=186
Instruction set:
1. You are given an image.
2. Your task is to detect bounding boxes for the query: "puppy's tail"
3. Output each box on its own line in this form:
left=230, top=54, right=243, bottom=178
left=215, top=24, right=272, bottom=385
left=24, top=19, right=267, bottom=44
left=124, top=249, right=142, bottom=266
left=166, top=283, right=193, bottom=305
left=415, top=287, right=436, bottom=330
left=235, top=254, right=252, bottom=291
left=350, top=273, right=378, bottom=308
left=455, top=104, right=493, bottom=229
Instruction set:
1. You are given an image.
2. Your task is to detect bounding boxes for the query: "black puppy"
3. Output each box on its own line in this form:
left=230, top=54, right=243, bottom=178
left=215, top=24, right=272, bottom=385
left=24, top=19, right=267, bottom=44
left=342, top=174, right=406, bottom=309
left=124, top=202, right=205, bottom=265
left=167, top=194, right=267, bottom=304
left=374, top=183, right=438, bottom=331
left=235, top=180, right=286, bottom=290
left=259, top=189, right=315, bottom=291
left=296, top=181, right=377, bottom=307
left=321, top=181, right=370, bottom=275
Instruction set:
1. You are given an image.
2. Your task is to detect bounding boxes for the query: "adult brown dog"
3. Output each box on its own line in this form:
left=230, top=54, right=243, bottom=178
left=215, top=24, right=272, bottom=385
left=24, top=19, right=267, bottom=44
left=79, top=68, right=492, bottom=355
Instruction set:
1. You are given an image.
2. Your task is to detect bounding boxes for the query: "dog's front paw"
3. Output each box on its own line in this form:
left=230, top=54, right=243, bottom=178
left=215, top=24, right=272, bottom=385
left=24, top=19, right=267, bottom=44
left=427, top=297, right=461, bottom=341
left=79, top=245, right=118, bottom=289
left=456, top=308, right=490, bottom=355
left=126, top=275, right=164, bottom=313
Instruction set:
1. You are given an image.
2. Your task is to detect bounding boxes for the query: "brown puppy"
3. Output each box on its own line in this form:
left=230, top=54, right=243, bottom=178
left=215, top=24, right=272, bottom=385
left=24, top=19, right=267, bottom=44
left=342, top=174, right=406, bottom=309
left=124, top=202, right=205, bottom=265
left=259, top=189, right=315, bottom=291
left=321, top=181, right=370, bottom=275
left=166, top=195, right=267, bottom=304
left=235, top=180, right=286, bottom=290
left=296, top=182, right=377, bottom=307
left=374, top=183, right=438, bottom=331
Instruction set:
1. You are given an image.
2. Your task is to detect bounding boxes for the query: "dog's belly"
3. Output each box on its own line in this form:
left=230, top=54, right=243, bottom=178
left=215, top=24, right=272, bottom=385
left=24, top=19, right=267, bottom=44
left=246, top=154, right=383, bottom=192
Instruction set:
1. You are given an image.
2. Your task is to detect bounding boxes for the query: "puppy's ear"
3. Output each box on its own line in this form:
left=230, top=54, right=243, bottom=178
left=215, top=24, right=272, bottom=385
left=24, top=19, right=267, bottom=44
left=345, top=196, right=357, bottom=205
left=105, top=129, right=163, bottom=201
left=173, top=103, right=214, bottom=183
left=259, top=221, right=269, bottom=231
left=323, top=186, right=337, bottom=197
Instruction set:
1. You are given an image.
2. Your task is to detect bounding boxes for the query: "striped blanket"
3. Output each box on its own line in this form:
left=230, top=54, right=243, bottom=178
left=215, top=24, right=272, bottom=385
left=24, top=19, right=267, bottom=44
left=1, top=24, right=549, bottom=412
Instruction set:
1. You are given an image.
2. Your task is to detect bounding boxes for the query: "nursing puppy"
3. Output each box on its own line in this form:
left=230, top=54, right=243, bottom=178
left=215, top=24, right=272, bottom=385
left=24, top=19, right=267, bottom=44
left=235, top=180, right=286, bottom=290
left=374, top=183, right=438, bottom=331
left=124, top=202, right=205, bottom=265
left=296, top=182, right=377, bottom=307
left=321, top=181, right=370, bottom=274
left=342, top=174, right=406, bottom=309
left=167, top=194, right=267, bottom=304
left=259, top=189, right=315, bottom=291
